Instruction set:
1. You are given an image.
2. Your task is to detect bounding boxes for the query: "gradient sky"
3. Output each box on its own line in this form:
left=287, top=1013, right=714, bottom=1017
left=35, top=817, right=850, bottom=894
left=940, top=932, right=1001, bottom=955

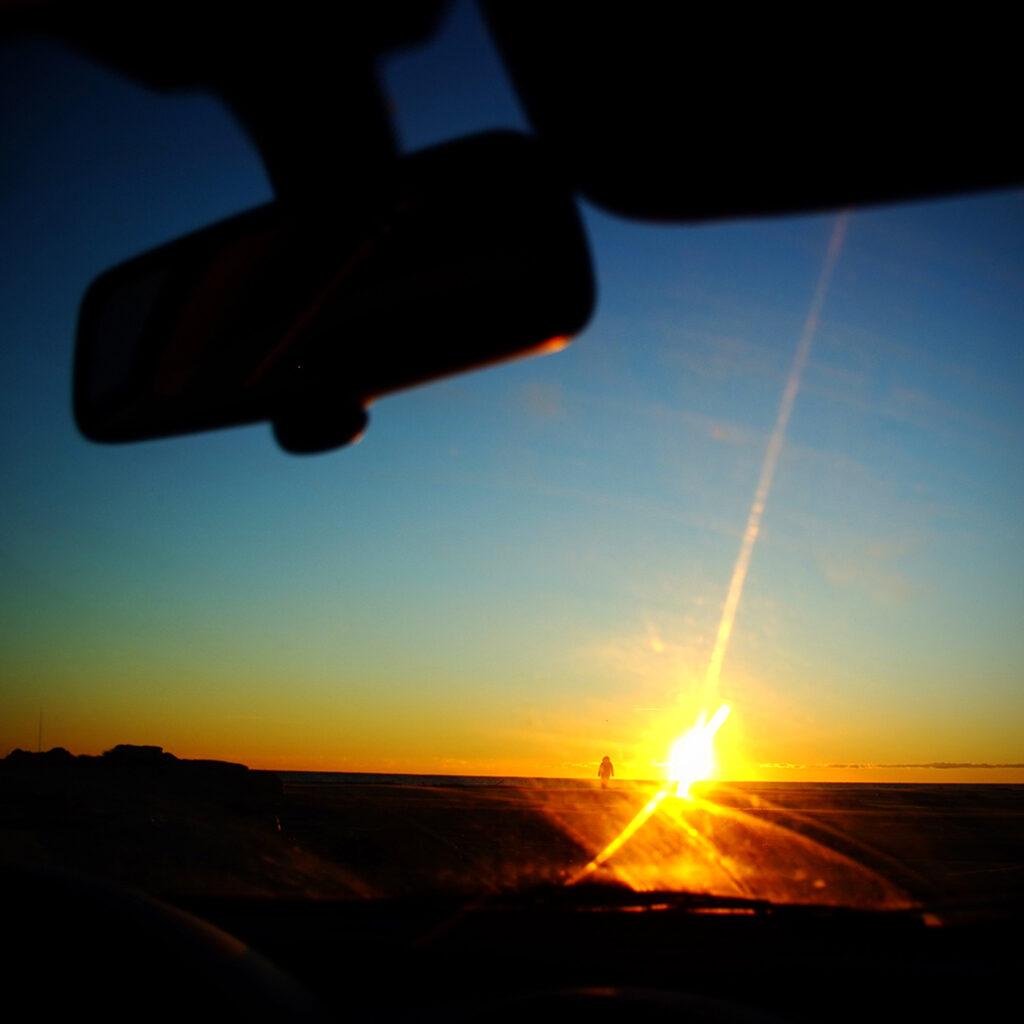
left=2, top=3, right=1023, bottom=781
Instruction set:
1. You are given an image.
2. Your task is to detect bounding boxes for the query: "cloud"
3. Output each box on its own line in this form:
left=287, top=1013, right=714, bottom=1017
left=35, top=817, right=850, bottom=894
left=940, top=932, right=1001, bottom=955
left=760, top=761, right=1024, bottom=770
left=803, top=324, right=1022, bottom=449
left=813, top=549, right=922, bottom=605
left=518, top=380, right=565, bottom=421
left=663, top=329, right=788, bottom=384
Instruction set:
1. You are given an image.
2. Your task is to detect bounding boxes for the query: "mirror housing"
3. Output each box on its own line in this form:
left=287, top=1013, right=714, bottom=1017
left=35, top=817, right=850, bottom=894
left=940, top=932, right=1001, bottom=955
left=74, top=132, right=594, bottom=453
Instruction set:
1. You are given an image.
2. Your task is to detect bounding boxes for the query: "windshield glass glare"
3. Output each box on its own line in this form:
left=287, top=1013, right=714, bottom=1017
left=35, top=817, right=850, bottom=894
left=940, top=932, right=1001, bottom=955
left=1, top=3, right=1021, bottom=911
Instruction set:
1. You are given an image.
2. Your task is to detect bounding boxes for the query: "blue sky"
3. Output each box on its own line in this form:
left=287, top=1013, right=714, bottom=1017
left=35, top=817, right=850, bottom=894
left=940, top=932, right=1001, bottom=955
left=2, top=2, right=1022, bottom=779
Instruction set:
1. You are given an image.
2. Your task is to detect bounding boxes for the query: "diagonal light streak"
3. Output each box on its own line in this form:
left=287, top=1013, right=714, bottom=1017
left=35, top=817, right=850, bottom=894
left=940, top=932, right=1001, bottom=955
left=702, top=212, right=849, bottom=700
left=566, top=788, right=669, bottom=885
left=567, top=213, right=850, bottom=885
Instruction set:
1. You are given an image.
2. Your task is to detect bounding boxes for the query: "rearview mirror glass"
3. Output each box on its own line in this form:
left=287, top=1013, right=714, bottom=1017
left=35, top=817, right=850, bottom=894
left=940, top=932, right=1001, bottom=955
left=74, top=132, right=594, bottom=453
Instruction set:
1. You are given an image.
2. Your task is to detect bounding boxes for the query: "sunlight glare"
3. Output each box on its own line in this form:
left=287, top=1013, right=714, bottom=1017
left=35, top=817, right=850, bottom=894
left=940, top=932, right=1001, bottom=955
left=669, top=704, right=730, bottom=798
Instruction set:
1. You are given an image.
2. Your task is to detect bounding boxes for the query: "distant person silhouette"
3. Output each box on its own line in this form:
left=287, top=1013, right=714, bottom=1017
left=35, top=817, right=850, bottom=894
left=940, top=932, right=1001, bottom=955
left=598, top=756, right=614, bottom=789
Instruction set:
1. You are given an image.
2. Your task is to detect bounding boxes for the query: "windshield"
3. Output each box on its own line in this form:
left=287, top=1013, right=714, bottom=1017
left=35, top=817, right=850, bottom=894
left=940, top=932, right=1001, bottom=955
left=2, top=3, right=1022, bottom=915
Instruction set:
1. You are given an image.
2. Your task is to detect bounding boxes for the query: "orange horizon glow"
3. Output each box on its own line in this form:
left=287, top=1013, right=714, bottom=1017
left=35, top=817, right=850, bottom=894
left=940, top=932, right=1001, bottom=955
left=6, top=732, right=1023, bottom=785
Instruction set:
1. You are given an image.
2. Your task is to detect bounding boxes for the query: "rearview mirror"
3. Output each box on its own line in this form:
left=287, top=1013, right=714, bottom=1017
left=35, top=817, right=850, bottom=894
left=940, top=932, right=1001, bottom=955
left=74, top=132, right=594, bottom=453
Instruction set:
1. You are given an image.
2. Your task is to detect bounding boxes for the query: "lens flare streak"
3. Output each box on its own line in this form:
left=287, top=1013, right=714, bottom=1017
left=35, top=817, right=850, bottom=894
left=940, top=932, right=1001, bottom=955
left=702, top=212, right=849, bottom=700
left=566, top=215, right=849, bottom=888
left=566, top=788, right=670, bottom=885
left=566, top=704, right=729, bottom=885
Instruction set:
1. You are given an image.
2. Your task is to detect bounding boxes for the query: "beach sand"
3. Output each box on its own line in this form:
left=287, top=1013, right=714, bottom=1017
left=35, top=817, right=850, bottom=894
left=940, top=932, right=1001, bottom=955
left=3, top=749, right=1021, bottom=910
left=275, top=778, right=1024, bottom=910
left=5, top=754, right=1022, bottom=1021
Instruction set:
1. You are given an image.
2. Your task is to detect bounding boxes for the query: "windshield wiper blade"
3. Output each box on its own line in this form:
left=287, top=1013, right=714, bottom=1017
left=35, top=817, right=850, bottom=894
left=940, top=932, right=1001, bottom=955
left=497, top=882, right=931, bottom=920
left=496, top=883, right=778, bottom=914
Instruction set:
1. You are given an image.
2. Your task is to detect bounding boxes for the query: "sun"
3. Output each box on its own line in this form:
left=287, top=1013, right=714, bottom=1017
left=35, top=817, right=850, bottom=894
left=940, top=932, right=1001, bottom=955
left=668, top=704, right=730, bottom=798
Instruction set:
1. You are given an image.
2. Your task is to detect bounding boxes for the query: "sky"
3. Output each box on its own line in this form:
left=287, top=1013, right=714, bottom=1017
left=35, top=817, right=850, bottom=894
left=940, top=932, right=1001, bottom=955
left=2, top=3, right=1023, bottom=782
